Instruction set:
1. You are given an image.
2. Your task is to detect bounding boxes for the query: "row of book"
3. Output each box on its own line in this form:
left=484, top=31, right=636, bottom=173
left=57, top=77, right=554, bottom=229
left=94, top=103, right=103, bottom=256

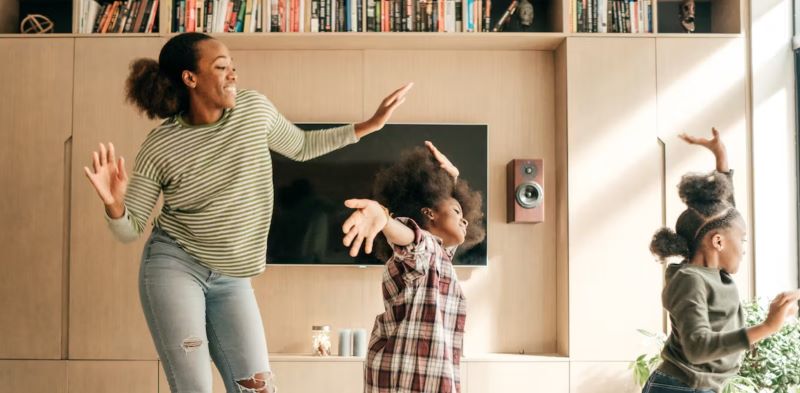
left=173, top=0, right=265, bottom=32
left=574, top=0, right=652, bottom=33
left=78, top=0, right=160, bottom=33
left=170, top=0, right=496, bottom=33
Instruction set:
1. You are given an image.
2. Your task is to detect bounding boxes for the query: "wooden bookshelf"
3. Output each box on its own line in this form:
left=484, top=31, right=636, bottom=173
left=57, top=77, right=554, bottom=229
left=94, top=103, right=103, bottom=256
left=568, top=0, right=741, bottom=34
left=1, top=0, right=743, bottom=35
left=72, top=0, right=568, bottom=35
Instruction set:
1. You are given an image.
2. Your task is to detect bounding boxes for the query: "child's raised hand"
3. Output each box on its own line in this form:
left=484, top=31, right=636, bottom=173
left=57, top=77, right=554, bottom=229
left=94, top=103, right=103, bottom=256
left=765, top=290, right=800, bottom=333
left=679, top=127, right=726, bottom=154
left=679, top=127, right=729, bottom=173
left=342, top=199, right=389, bottom=257
left=425, top=141, right=459, bottom=180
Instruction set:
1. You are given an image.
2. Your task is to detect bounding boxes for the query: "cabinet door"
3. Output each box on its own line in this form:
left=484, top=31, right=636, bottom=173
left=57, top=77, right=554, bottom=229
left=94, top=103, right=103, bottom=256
left=656, top=37, right=751, bottom=299
left=566, top=37, right=663, bottom=361
left=468, top=361, right=569, bottom=393
left=0, top=360, right=67, bottom=392
left=70, top=37, right=165, bottom=359
left=569, top=362, right=639, bottom=393
left=270, top=360, right=364, bottom=392
left=68, top=361, right=158, bottom=393
left=0, top=38, right=73, bottom=359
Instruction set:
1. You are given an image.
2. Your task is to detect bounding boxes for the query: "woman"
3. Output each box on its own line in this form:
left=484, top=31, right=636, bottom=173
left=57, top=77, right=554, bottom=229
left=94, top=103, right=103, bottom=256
left=83, top=32, right=413, bottom=393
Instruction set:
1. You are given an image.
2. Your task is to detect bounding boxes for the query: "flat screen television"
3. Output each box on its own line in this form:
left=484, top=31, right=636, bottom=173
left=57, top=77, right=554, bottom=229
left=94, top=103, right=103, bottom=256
left=267, top=123, right=488, bottom=266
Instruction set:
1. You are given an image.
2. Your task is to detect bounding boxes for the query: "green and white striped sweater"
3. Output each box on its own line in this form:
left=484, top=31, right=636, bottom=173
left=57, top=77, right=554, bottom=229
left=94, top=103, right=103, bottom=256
left=106, top=89, right=358, bottom=277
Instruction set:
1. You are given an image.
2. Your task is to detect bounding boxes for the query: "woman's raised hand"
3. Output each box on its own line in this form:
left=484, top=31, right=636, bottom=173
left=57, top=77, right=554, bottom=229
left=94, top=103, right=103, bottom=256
left=355, top=83, right=414, bottom=138
left=84, top=142, right=128, bottom=217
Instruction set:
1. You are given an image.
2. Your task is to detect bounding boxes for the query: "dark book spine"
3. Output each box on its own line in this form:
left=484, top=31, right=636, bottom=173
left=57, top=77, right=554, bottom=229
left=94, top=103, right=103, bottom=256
left=425, top=0, right=432, bottom=31
left=454, top=0, right=461, bottom=31
left=92, top=3, right=108, bottom=32
left=415, top=0, right=422, bottom=31
left=338, top=0, right=345, bottom=31
left=124, top=0, right=139, bottom=31
left=366, top=0, right=374, bottom=31
left=139, top=0, right=154, bottom=32
left=357, top=0, right=362, bottom=31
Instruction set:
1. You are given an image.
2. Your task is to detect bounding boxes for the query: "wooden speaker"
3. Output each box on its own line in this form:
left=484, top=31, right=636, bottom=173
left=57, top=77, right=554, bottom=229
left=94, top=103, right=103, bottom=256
left=507, top=159, right=544, bottom=223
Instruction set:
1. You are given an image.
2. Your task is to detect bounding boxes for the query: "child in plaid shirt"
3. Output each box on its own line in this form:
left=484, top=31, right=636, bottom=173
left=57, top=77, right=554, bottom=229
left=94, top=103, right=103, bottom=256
left=342, top=142, right=486, bottom=393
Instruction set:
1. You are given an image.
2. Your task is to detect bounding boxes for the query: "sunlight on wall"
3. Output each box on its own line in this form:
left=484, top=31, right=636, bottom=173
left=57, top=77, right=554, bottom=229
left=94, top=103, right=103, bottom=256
left=656, top=38, right=751, bottom=299
left=751, top=0, right=798, bottom=298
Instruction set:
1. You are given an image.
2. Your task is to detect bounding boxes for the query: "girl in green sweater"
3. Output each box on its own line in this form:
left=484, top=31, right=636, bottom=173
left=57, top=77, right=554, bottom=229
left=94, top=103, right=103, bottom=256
left=646, top=128, right=799, bottom=393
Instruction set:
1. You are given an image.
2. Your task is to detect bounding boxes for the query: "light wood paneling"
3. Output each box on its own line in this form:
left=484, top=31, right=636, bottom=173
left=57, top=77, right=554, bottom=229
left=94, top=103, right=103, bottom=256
left=270, top=360, right=364, bottom=392
left=0, top=360, right=67, bottom=392
left=363, top=49, right=558, bottom=355
left=554, top=40, right=570, bottom=357
left=551, top=0, right=565, bottom=33
left=655, top=37, right=751, bottom=297
left=68, top=361, right=158, bottom=393
left=254, top=266, right=375, bottom=354
left=566, top=37, right=663, bottom=361
left=158, top=362, right=226, bottom=393
left=569, top=361, right=640, bottom=393
left=468, top=361, right=570, bottom=392
left=228, top=49, right=363, bottom=122
left=0, top=38, right=73, bottom=359
left=0, top=0, right=17, bottom=33
left=712, top=0, right=742, bottom=34
left=69, top=37, right=166, bottom=359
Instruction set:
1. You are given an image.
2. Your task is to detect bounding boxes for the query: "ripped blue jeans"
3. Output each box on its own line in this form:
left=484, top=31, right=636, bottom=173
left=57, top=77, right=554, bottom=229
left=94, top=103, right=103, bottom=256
left=139, top=227, right=276, bottom=393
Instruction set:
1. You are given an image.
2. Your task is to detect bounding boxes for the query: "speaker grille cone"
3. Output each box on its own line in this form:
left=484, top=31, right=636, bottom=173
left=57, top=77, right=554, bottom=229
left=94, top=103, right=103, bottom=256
left=515, top=182, right=543, bottom=209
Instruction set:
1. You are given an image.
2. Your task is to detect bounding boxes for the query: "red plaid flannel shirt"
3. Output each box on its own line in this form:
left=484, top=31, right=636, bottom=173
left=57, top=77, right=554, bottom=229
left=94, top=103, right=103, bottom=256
left=365, top=218, right=467, bottom=393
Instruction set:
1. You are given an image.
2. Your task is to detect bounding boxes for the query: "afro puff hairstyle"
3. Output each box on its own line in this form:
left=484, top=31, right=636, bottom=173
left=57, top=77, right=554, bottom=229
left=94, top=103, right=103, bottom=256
left=650, top=171, right=742, bottom=261
left=371, top=146, right=486, bottom=259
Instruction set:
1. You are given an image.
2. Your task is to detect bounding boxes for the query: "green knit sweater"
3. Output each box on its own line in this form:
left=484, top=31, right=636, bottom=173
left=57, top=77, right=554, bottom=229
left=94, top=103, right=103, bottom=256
left=106, top=89, right=357, bottom=277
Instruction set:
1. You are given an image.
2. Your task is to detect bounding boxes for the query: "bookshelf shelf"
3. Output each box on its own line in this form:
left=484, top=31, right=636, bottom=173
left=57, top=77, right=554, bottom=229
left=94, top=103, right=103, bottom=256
left=0, top=29, right=740, bottom=41
left=216, top=31, right=566, bottom=49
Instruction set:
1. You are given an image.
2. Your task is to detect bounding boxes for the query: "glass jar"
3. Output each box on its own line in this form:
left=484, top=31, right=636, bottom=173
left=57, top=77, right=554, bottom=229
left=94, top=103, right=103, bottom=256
left=311, top=325, right=331, bottom=356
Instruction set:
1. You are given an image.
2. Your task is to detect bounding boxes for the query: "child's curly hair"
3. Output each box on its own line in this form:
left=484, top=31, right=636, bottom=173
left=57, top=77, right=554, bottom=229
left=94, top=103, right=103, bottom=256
left=650, top=171, right=742, bottom=261
left=372, top=146, right=486, bottom=259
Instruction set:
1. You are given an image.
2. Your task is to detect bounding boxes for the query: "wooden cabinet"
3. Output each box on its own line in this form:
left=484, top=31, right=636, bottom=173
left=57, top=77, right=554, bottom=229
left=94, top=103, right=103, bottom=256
left=569, top=361, right=640, bottom=393
left=467, top=357, right=570, bottom=393
left=0, top=360, right=68, bottom=392
left=69, top=37, right=165, bottom=359
left=564, top=34, right=750, bottom=380
left=0, top=38, right=73, bottom=359
left=566, top=37, right=663, bottom=361
left=68, top=361, right=158, bottom=393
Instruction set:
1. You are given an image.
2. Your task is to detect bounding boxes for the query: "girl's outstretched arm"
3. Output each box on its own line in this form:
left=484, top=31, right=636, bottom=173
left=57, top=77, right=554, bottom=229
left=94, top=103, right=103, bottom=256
left=679, top=127, right=728, bottom=173
left=342, top=199, right=414, bottom=257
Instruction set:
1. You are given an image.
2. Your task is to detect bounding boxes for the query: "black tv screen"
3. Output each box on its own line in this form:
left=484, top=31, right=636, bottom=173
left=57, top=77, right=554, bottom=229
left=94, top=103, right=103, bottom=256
left=267, top=123, right=488, bottom=266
